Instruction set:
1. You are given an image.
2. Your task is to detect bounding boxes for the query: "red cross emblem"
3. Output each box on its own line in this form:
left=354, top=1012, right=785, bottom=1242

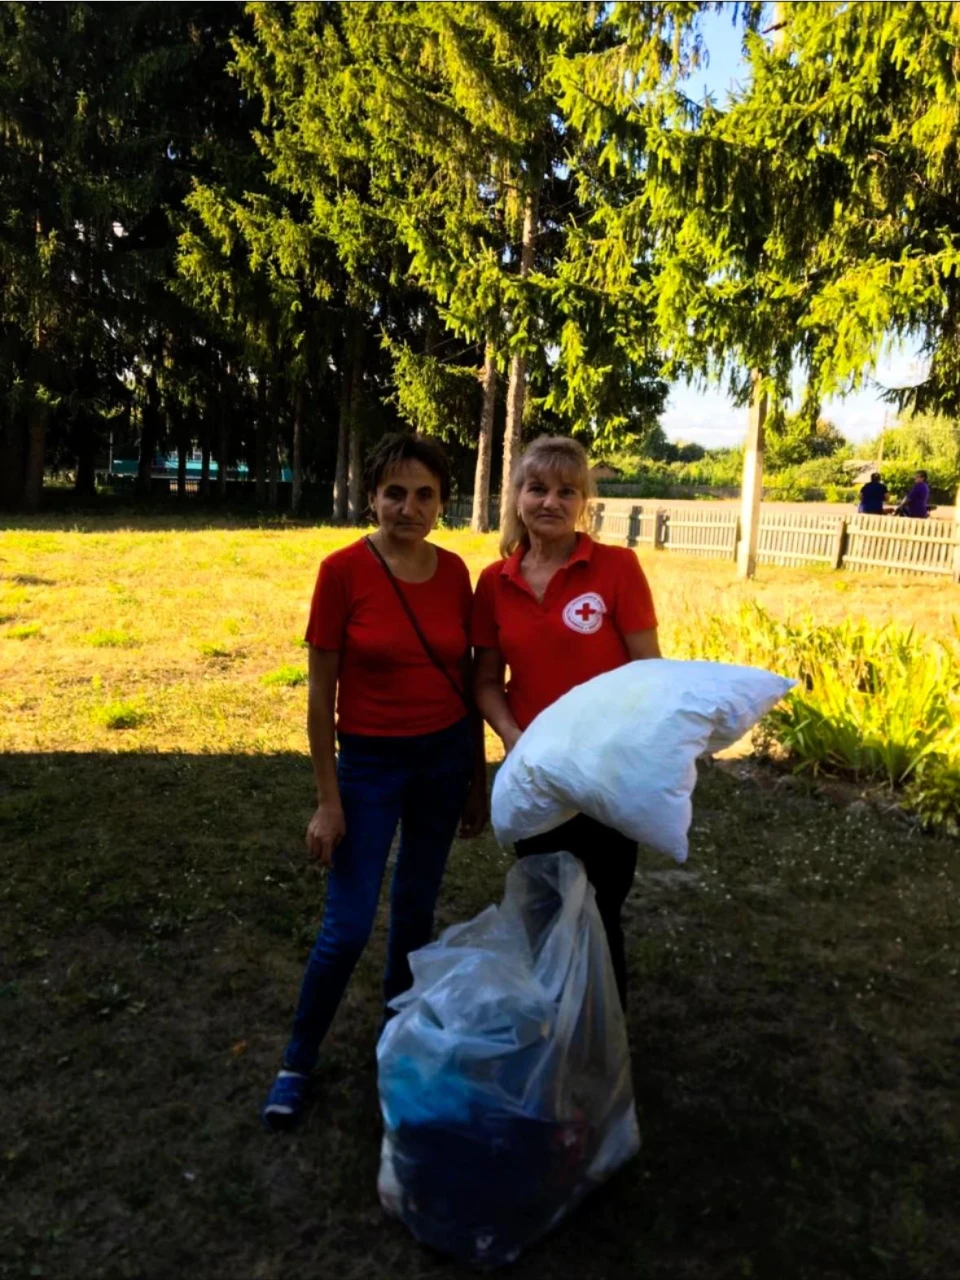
left=562, top=592, right=606, bottom=634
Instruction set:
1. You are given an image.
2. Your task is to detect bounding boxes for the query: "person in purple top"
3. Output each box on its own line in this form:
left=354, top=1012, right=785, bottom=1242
left=898, top=470, right=930, bottom=518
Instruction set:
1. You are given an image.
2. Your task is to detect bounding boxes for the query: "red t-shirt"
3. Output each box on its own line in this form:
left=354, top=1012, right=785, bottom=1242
left=305, top=539, right=472, bottom=737
left=471, top=534, right=657, bottom=731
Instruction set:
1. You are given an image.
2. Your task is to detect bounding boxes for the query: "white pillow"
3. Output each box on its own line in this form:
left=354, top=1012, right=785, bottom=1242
left=491, top=659, right=795, bottom=863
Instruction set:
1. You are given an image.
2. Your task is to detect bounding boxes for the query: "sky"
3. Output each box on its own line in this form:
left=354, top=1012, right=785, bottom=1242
left=658, top=5, right=926, bottom=450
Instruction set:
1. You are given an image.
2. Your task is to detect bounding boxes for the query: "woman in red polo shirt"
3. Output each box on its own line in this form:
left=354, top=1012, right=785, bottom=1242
left=263, top=432, right=487, bottom=1130
left=472, top=435, right=659, bottom=1007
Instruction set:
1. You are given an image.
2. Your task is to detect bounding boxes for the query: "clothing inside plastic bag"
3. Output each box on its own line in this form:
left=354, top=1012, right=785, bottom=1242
left=377, top=852, right=640, bottom=1267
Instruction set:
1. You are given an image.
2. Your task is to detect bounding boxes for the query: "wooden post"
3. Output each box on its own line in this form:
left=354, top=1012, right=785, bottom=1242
left=628, top=503, right=641, bottom=548
left=953, top=485, right=960, bottom=584
left=737, top=370, right=767, bottom=579
left=833, top=516, right=848, bottom=569
left=655, top=508, right=667, bottom=549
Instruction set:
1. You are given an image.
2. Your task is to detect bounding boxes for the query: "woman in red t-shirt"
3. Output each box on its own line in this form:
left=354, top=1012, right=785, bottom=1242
left=263, top=433, right=486, bottom=1130
left=472, top=435, right=659, bottom=1007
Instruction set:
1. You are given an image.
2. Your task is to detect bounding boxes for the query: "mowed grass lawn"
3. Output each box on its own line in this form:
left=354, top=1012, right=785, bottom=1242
left=2, top=514, right=959, bottom=1280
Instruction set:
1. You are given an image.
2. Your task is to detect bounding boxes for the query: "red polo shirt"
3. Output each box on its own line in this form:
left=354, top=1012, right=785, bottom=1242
left=305, top=539, right=472, bottom=737
left=471, top=534, right=657, bottom=731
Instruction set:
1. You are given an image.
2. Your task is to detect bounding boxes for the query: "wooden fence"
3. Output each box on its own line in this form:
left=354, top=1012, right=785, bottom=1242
left=449, top=493, right=960, bottom=580
left=844, top=513, right=958, bottom=577
left=757, top=510, right=845, bottom=569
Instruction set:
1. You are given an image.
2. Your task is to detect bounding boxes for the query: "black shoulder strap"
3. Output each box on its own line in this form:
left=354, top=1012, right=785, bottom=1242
left=364, top=537, right=470, bottom=712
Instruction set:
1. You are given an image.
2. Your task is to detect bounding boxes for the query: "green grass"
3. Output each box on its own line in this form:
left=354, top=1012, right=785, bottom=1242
left=84, top=628, right=141, bottom=648
left=90, top=699, right=151, bottom=730
left=1, top=518, right=959, bottom=1280
left=2, top=751, right=958, bottom=1280
left=5, top=623, right=41, bottom=640
left=197, top=641, right=236, bottom=659
left=262, top=663, right=308, bottom=687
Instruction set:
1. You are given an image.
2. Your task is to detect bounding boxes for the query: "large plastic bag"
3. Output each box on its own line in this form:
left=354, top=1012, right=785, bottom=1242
left=492, top=658, right=795, bottom=862
left=377, top=852, right=639, bottom=1268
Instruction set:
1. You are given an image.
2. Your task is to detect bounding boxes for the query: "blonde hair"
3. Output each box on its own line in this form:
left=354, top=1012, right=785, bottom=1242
left=499, top=435, right=596, bottom=557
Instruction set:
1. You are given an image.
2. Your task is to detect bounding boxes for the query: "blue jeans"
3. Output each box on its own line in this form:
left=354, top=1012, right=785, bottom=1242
left=283, top=716, right=474, bottom=1074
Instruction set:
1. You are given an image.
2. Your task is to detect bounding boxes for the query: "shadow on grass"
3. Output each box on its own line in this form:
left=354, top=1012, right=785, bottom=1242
left=0, top=498, right=332, bottom=534
left=1, top=752, right=958, bottom=1280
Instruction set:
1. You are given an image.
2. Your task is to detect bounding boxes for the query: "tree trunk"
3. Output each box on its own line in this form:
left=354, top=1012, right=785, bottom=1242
left=472, top=340, right=497, bottom=532
left=348, top=420, right=363, bottom=523
left=737, top=370, right=767, bottom=580
left=268, top=417, right=279, bottom=511
left=333, top=395, right=349, bottom=522
left=0, top=418, right=26, bottom=510
left=291, top=381, right=304, bottom=516
left=137, top=360, right=161, bottom=498
left=21, top=398, right=48, bottom=513
left=336, top=323, right=364, bottom=523
left=333, top=338, right=353, bottom=523
left=499, top=185, right=540, bottom=528
left=74, top=416, right=97, bottom=498
left=255, top=370, right=267, bottom=507
left=200, top=438, right=211, bottom=499
left=177, top=438, right=187, bottom=502
left=216, top=362, right=229, bottom=502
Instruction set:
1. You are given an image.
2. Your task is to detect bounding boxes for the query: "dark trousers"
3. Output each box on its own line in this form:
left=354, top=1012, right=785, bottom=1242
left=515, top=814, right=637, bottom=1008
left=283, top=717, right=474, bottom=1074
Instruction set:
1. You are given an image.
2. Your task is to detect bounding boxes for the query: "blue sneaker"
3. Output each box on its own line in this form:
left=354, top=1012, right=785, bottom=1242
left=261, top=1069, right=311, bottom=1131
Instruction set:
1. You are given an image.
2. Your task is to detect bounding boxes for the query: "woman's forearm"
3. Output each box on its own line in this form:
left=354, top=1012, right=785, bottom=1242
left=307, top=697, right=340, bottom=806
left=475, top=682, right=522, bottom=748
left=306, top=648, right=342, bottom=807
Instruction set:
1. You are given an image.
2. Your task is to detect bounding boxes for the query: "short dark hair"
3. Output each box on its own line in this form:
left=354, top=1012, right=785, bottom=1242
left=870, top=472, right=881, bottom=483
left=364, top=432, right=452, bottom=502
left=916, top=469, right=928, bottom=481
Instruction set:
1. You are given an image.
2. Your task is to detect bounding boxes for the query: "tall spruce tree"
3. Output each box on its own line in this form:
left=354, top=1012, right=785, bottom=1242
left=0, top=1, right=251, bottom=511
left=234, top=1, right=670, bottom=528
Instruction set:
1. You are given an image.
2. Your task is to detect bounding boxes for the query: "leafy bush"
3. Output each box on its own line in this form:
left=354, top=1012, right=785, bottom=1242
left=85, top=629, right=140, bottom=648
left=197, top=641, right=234, bottom=659
left=866, top=412, right=960, bottom=494
left=763, top=478, right=808, bottom=503
left=676, top=605, right=960, bottom=831
left=91, top=700, right=151, bottom=730
left=823, top=484, right=858, bottom=504
left=673, top=448, right=744, bottom=488
left=262, top=664, right=307, bottom=688
left=869, top=460, right=956, bottom=506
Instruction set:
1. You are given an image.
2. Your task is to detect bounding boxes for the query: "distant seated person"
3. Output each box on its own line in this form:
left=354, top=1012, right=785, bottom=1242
left=857, top=472, right=888, bottom=515
left=896, top=470, right=931, bottom=519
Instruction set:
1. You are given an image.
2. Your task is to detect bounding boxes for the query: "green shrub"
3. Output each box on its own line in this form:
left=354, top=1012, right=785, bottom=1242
left=85, top=629, right=140, bottom=648
left=763, top=479, right=807, bottom=503
left=676, top=604, right=960, bottom=831
left=6, top=624, right=41, bottom=640
left=262, top=664, right=307, bottom=688
left=197, top=641, right=233, bottom=659
left=91, top=700, right=150, bottom=730
left=823, top=484, right=858, bottom=504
